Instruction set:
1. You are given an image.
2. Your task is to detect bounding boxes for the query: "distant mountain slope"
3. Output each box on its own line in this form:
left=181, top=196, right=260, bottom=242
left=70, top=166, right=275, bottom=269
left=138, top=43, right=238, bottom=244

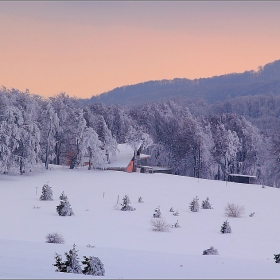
left=85, top=59, right=280, bottom=106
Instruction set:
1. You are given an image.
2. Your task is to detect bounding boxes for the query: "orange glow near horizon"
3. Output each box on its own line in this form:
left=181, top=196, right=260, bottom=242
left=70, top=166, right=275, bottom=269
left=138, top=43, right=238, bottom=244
left=1, top=2, right=280, bottom=99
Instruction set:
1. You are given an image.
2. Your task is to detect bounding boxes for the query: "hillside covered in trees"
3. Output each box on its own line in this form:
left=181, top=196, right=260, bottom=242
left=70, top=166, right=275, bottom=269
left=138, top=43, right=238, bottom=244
left=1, top=86, right=280, bottom=187
left=86, top=59, right=280, bottom=106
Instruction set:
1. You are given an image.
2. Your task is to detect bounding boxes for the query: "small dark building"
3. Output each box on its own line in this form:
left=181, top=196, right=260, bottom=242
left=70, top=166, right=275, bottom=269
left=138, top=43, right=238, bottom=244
left=228, top=174, right=256, bottom=184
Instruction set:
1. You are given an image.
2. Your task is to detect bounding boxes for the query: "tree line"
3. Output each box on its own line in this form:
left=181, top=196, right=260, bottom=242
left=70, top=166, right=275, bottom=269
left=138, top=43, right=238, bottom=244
left=0, top=86, right=279, bottom=186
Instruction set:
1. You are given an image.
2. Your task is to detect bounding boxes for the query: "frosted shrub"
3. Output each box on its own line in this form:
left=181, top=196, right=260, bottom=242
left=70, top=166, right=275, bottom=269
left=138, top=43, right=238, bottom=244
left=82, top=256, right=105, bottom=276
left=169, top=207, right=174, bottom=212
left=56, top=198, right=74, bottom=216
left=201, top=197, right=212, bottom=209
left=224, top=203, right=245, bottom=217
left=274, top=253, right=280, bottom=263
left=150, top=218, right=171, bottom=232
left=189, top=196, right=199, bottom=212
left=153, top=206, right=161, bottom=218
left=138, top=196, right=144, bottom=203
left=120, top=195, right=135, bottom=211
left=53, top=244, right=82, bottom=274
left=172, top=220, right=180, bottom=228
left=249, top=212, right=255, bottom=217
left=46, top=232, right=65, bottom=244
left=39, top=183, right=53, bottom=201
left=173, top=210, right=179, bottom=216
left=203, top=246, right=218, bottom=255
left=220, top=220, right=232, bottom=234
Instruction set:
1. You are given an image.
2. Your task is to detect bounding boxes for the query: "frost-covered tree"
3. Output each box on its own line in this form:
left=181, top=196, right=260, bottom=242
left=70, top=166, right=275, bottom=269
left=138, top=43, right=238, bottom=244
left=189, top=196, right=199, bottom=212
left=83, top=127, right=107, bottom=170
left=53, top=244, right=82, bottom=274
left=120, top=195, right=135, bottom=211
left=201, top=197, right=212, bottom=209
left=46, top=232, right=65, bottom=244
left=82, top=256, right=105, bottom=276
left=39, top=184, right=53, bottom=201
left=220, top=220, right=231, bottom=234
left=56, top=198, right=74, bottom=216
left=39, top=101, right=59, bottom=170
left=95, top=115, right=118, bottom=163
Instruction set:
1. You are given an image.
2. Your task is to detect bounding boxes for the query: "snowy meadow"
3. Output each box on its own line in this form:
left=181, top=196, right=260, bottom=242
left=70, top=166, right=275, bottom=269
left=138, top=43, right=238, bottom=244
left=1, top=165, right=280, bottom=279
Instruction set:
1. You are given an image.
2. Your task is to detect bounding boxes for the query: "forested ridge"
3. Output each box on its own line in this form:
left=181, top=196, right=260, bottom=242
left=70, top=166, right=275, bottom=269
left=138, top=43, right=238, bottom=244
left=1, top=85, right=280, bottom=187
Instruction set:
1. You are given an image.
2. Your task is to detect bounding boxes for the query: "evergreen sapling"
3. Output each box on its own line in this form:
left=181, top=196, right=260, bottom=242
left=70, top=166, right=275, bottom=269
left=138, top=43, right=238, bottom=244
left=220, top=220, right=232, bottom=233
left=82, top=256, right=105, bottom=276
left=39, top=183, right=53, bottom=201
left=201, top=197, right=212, bottom=209
left=120, top=194, right=135, bottom=211
left=189, top=196, right=199, bottom=212
left=56, top=197, right=74, bottom=216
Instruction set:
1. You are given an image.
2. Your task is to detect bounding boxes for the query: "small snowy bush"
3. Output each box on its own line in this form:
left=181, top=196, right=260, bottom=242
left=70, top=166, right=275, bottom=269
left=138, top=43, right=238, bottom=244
left=249, top=212, right=255, bottom=217
left=150, top=218, right=171, bottom=232
left=203, top=246, right=219, bottom=255
left=189, top=196, right=199, bottom=212
left=274, top=253, right=280, bottom=263
left=46, top=232, right=65, bottom=244
left=220, top=220, right=232, bottom=234
left=173, top=210, right=179, bottom=216
left=153, top=206, right=161, bottom=218
left=138, top=196, right=144, bottom=203
left=39, top=183, right=53, bottom=201
left=82, top=256, right=105, bottom=276
left=53, top=244, right=82, bottom=274
left=120, top=195, right=135, bottom=211
left=172, top=220, right=180, bottom=228
left=224, top=203, right=245, bottom=217
left=56, top=198, right=74, bottom=216
left=201, top=197, right=212, bottom=209
left=169, top=207, right=174, bottom=212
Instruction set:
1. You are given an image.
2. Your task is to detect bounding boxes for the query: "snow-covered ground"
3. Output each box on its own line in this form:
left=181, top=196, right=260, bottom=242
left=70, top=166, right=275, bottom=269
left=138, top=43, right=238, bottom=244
left=1, top=165, right=280, bottom=279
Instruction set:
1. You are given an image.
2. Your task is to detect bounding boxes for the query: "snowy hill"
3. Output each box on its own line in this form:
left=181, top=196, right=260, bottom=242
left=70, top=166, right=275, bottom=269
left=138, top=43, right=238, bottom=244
left=1, top=165, right=280, bottom=278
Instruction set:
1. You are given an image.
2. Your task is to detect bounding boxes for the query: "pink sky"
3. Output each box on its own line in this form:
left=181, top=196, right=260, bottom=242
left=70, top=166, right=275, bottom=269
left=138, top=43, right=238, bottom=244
left=1, top=1, right=280, bottom=99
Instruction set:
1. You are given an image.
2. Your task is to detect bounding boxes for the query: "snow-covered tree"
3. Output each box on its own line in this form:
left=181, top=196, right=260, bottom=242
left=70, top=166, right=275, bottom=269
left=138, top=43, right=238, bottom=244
left=95, top=115, right=117, bottom=163
left=220, top=220, right=232, bottom=234
left=53, top=244, right=82, bottom=274
left=39, top=184, right=53, bottom=201
left=39, top=101, right=59, bottom=170
left=189, top=196, right=199, bottom=212
left=82, top=256, right=105, bottom=276
left=201, top=197, right=212, bottom=209
left=120, top=195, right=135, bottom=211
left=274, top=253, right=280, bottom=263
left=56, top=198, right=74, bottom=216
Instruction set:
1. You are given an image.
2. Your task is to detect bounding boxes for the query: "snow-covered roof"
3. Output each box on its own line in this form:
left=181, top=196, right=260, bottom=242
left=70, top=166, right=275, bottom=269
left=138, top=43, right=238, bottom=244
left=229, top=174, right=256, bottom=178
left=106, top=144, right=134, bottom=168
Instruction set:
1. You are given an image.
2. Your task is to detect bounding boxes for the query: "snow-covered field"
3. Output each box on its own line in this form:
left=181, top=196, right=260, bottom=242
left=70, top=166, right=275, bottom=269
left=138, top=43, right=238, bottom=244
left=1, top=165, right=280, bottom=279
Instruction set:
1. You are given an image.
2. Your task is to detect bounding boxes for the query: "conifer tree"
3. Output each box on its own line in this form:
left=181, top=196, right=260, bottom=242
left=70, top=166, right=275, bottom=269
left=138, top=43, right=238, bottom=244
left=64, top=244, right=82, bottom=274
left=53, top=253, right=67, bottom=272
left=56, top=197, right=74, bottom=216
left=82, top=256, right=105, bottom=276
left=120, top=194, right=135, bottom=211
left=274, top=253, right=280, bottom=263
left=39, top=183, right=53, bottom=201
left=153, top=206, right=161, bottom=218
left=189, top=196, right=199, bottom=212
left=220, top=219, right=232, bottom=233
left=59, top=191, right=68, bottom=201
left=201, top=197, right=212, bottom=209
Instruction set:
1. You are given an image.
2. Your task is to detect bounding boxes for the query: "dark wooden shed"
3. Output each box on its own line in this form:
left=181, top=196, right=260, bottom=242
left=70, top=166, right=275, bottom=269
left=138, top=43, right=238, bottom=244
left=228, top=174, right=256, bottom=184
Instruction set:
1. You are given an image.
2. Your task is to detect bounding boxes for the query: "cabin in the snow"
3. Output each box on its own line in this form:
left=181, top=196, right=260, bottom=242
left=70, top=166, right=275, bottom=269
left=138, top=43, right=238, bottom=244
left=105, top=144, right=172, bottom=174
left=228, top=174, right=257, bottom=184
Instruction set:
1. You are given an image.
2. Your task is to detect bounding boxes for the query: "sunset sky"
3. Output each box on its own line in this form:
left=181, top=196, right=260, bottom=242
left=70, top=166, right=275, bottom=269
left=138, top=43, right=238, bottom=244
left=1, top=1, right=280, bottom=99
